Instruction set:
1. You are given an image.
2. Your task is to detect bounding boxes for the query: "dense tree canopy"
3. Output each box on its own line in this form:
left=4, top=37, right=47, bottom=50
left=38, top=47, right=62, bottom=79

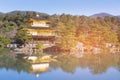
left=0, top=36, right=11, bottom=48
left=56, top=22, right=77, bottom=50
left=0, top=11, right=120, bottom=50
left=15, top=28, right=32, bottom=45
left=51, top=14, right=120, bottom=50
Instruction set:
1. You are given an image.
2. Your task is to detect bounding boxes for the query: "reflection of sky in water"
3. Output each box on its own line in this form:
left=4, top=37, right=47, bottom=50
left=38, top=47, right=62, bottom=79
left=0, top=67, right=120, bottom=80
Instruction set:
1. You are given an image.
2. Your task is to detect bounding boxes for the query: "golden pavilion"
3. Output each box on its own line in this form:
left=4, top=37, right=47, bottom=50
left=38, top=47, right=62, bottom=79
left=24, top=17, right=56, bottom=45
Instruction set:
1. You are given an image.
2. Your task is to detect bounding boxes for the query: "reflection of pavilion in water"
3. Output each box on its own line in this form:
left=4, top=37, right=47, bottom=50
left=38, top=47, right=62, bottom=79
left=30, top=63, right=49, bottom=78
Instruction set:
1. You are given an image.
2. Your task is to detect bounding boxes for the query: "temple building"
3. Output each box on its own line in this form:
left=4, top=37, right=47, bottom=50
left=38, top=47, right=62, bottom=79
left=24, top=17, right=56, bottom=46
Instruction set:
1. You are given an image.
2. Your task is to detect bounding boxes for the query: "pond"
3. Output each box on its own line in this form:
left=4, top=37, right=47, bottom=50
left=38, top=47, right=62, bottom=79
left=0, top=49, right=120, bottom=80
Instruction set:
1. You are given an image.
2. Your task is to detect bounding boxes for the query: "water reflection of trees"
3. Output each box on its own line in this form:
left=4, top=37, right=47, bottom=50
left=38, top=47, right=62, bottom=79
left=50, top=54, right=79, bottom=73
left=0, top=49, right=31, bottom=73
left=50, top=53, right=120, bottom=75
left=1, top=49, right=120, bottom=75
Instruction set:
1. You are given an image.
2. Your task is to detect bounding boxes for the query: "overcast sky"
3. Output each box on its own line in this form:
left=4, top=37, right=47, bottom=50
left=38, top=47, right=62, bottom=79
left=0, top=0, right=120, bottom=16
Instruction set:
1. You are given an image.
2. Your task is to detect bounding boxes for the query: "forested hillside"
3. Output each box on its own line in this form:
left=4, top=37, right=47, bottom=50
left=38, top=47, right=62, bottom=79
left=50, top=14, right=120, bottom=49
left=0, top=11, right=120, bottom=50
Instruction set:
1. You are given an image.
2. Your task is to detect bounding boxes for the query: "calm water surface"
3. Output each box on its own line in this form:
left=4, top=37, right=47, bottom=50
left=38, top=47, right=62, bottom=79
left=0, top=67, right=120, bottom=80
left=0, top=52, right=120, bottom=80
